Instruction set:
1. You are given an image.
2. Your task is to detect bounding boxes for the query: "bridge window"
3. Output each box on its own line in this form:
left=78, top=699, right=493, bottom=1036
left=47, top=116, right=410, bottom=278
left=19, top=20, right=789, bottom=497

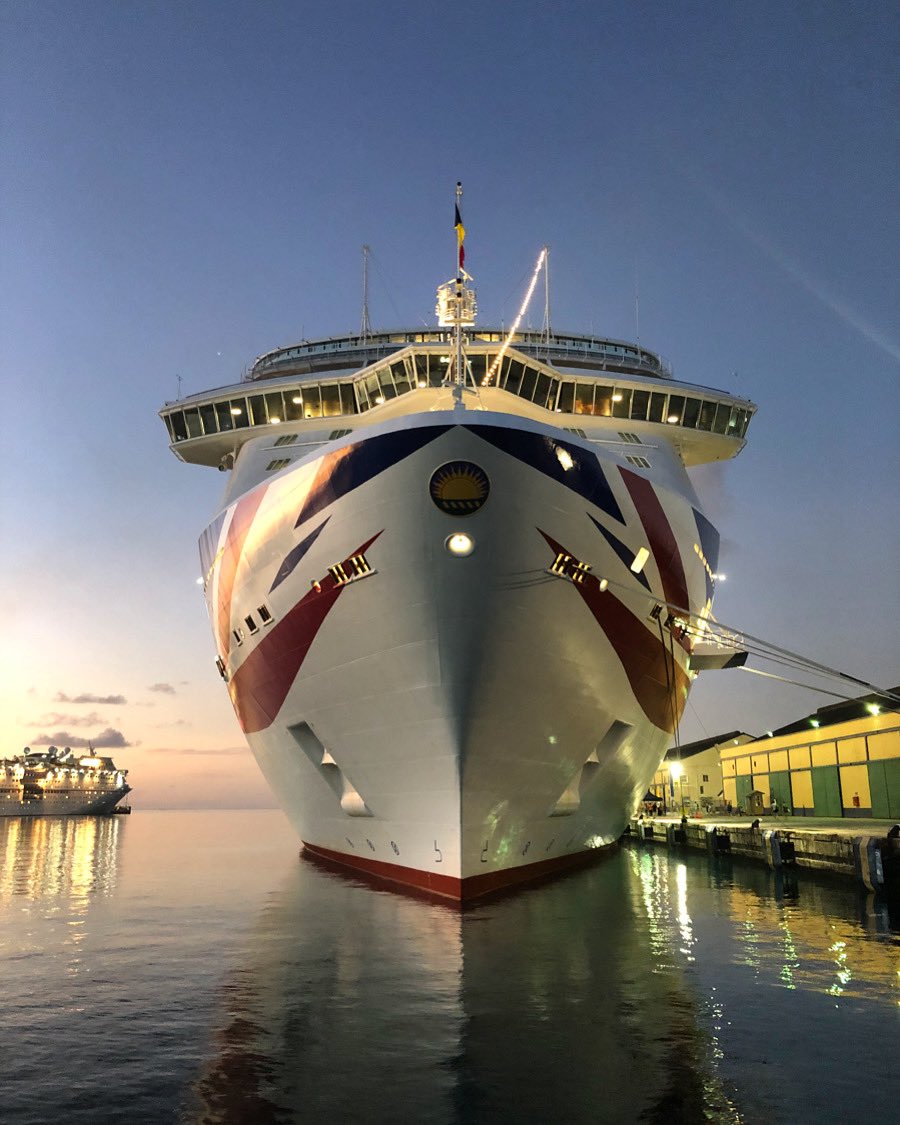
left=170, top=412, right=187, bottom=441
left=712, top=403, right=730, bottom=434
left=683, top=397, right=701, bottom=428
left=666, top=395, right=685, bottom=424
left=697, top=400, right=716, bottom=431
left=319, top=384, right=338, bottom=417
left=612, top=389, right=631, bottom=418
left=557, top=381, right=575, bottom=412
left=185, top=408, right=203, bottom=438
left=264, top=392, right=285, bottom=424
left=248, top=395, right=267, bottom=426
left=630, top=389, right=650, bottom=421
left=230, top=399, right=249, bottom=427
left=303, top=386, right=323, bottom=419
left=215, top=401, right=234, bottom=432
left=574, top=382, right=595, bottom=414
left=648, top=392, right=667, bottom=423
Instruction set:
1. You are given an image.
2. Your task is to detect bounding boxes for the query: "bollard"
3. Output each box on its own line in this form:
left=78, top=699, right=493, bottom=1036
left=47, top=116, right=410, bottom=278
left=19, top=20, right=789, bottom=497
left=852, top=837, right=884, bottom=890
left=763, top=830, right=782, bottom=868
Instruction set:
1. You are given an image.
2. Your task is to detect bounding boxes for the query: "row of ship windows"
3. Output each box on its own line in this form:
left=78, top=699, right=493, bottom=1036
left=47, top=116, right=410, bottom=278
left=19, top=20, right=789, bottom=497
left=253, top=332, right=656, bottom=369
left=164, top=351, right=751, bottom=443
left=232, top=603, right=273, bottom=646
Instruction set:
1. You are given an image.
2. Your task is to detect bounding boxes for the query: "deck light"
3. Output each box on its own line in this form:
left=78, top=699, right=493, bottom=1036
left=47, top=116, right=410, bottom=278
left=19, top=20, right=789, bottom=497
left=445, top=532, right=475, bottom=557
left=270, top=416, right=281, bottom=424
left=866, top=703, right=880, bottom=716
left=630, top=547, right=650, bottom=574
left=292, top=395, right=303, bottom=404
left=556, top=447, right=574, bottom=471
left=375, top=395, right=385, bottom=405
left=612, top=393, right=623, bottom=402
left=598, top=578, right=609, bottom=591
left=667, top=414, right=679, bottom=423
left=230, top=406, right=242, bottom=415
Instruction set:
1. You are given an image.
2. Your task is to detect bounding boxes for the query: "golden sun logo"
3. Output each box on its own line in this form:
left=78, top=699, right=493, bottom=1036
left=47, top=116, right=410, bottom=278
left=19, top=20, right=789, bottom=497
left=429, top=461, right=490, bottom=514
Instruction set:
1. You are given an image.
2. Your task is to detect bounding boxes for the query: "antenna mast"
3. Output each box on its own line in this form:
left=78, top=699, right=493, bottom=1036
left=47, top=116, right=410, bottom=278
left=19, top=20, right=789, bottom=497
left=360, top=244, right=372, bottom=344
left=435, top=182, right=477, bottom=407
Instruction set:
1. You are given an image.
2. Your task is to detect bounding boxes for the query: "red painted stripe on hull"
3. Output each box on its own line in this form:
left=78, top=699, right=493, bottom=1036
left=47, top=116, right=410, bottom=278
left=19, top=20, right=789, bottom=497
left=619, top=467, right=690, bottom=616
left=301, top=841, right=611, bottom=904
left=228, top=530, right=382, bottom=733
left=540, top=530, right=689, bottom=733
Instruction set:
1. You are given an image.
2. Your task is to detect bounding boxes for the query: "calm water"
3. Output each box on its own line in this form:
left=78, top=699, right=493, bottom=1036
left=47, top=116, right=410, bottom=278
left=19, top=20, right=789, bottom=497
left=1, top=812, right=897, bottom=1124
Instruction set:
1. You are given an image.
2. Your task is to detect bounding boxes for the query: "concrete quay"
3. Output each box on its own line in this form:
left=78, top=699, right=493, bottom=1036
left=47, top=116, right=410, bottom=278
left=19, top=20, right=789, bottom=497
left=626, top=813, right=900, bottom=891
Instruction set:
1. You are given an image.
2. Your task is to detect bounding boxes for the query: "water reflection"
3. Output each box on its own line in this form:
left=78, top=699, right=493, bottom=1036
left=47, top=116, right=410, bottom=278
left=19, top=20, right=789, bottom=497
left=185, top=856, right=739, bottom=1124
left=0, top=815, right=122, bottom=902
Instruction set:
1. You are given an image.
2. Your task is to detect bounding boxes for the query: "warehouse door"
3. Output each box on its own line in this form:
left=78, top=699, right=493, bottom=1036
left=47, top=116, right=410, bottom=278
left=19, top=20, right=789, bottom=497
left=769, top=770, right=792, bottom=812
left=811, top=765, right=842, bottom=817
left=868, top=760, right=900, bottom=819
left=735, top=775, right=754, bottom=812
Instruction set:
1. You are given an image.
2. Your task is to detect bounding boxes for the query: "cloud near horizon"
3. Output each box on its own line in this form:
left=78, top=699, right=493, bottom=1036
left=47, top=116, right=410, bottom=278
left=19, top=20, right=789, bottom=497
left=55, top=692, right=127, bottom=705
left=30, top=728, right=132, bottom=749
left=34, top=711, right=105, bottom=728
left=148, top=683, right=176, bottom=694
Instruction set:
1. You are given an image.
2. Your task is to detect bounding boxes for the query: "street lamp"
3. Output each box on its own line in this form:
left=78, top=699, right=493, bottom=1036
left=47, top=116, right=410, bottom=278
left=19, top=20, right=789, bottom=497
left=668, top=760, right=686, bottom=813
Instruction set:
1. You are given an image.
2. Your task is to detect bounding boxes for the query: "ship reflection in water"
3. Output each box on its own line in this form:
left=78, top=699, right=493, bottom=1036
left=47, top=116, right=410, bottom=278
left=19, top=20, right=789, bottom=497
left=185, top=847, right=898, bottom=1125
left=0, top=815, right=122, bottom=903
left=1, top=814, right=895, bottom=1125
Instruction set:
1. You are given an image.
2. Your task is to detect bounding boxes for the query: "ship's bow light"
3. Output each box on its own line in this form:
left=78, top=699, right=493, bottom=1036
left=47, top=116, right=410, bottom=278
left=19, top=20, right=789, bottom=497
left=445, top=532, right=475, bottom=557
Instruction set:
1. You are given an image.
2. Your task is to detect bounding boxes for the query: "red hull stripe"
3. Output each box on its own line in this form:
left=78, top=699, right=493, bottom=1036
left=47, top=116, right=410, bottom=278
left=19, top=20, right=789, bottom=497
left=619, top=467, right=690, bottom=614
left=302, top=841, right=611, bottom=903
left=540, top=530, right=689, bottom=733
left=228, top=531, right=382, bottom=733
left=216, top=485, right=269, bottom=663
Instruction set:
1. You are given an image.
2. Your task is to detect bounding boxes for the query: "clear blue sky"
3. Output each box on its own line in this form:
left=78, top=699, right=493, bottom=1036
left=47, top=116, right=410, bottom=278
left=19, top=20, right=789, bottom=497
left=2, top=1, right=897, bottom=805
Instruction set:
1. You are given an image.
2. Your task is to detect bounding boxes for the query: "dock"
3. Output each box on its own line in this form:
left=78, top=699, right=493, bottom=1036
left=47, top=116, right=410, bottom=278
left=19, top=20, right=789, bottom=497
left=626, top=814, right=900, bottom=891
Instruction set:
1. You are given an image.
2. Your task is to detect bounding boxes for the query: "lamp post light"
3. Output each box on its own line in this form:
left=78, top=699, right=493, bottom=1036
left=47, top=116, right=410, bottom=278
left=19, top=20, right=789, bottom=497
left=668, top=760, right=686, bottom=813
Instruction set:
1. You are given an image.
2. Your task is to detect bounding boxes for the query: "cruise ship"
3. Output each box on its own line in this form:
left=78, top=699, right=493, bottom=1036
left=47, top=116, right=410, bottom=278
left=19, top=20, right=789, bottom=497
left=161, top=204, right=755, bottom=900
left=1, top=746, right=131, bottom=816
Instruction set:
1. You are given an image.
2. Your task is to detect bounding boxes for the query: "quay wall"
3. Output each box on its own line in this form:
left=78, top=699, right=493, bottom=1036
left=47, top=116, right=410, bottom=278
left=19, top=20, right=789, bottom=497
left=628, top=818, right=900, bottom=891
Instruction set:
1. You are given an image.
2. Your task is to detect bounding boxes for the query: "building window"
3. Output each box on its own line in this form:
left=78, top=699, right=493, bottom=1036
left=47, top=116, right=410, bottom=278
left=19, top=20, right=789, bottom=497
left=245, top=615, right=259, bottom=634
left=702, top=774, right=709, bottom=782
left=257, top=605, right=273, bottom=624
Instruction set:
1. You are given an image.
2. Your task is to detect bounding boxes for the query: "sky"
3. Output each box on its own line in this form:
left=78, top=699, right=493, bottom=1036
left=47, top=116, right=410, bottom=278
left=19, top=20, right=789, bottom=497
left=1, top=0, right=897, bottom=808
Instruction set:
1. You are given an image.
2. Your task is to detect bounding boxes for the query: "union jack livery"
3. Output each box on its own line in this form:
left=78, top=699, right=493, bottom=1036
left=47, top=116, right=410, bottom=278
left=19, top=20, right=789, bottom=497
left=161, top=225, right=754, bottom=901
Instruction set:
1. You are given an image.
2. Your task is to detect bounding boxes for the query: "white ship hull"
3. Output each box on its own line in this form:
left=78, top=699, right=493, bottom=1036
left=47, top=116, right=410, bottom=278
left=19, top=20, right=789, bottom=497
left=0, top=787, right=130, bottom=818
left=205, top=410, right=711, bottom=899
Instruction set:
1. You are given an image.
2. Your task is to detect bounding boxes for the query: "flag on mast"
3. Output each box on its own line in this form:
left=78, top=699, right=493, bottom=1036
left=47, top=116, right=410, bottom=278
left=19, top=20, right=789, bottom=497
left=454, top=202, right=465, bottom=272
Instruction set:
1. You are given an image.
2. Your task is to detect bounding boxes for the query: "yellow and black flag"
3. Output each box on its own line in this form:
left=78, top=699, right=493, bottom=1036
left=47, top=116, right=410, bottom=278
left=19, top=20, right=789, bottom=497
left=454, top=203, right=465, bottom=272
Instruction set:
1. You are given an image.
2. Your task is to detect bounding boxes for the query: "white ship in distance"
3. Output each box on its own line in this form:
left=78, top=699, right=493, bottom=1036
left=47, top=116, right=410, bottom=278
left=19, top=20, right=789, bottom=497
left=160, top=193, right=754, bottom=901
left=1, top=746, right=130, bottom=817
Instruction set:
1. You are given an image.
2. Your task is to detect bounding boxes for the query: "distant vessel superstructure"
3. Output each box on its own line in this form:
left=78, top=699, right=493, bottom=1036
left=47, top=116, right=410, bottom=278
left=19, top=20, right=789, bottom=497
left=1, top=746, right=131, bottom=817
left=160, top=230, right=754, bottom=900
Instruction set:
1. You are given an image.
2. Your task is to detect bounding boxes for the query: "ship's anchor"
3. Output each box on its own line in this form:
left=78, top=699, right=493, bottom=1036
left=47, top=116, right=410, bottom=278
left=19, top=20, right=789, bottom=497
left=480, top=841, right=488, bottom=863
left=433, top=840, right=443, bottom=863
